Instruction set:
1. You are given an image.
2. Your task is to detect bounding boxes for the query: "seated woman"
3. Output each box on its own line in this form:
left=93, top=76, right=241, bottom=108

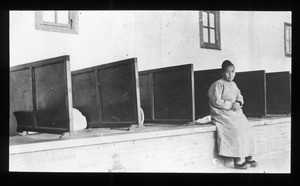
left=208, top=60, right=258, bottom=169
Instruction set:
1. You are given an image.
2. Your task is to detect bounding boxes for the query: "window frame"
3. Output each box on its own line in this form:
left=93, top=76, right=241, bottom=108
left=35, top=11, right=79, bottom=34
left=199, top=11, right=221, bottom=50
left=284, top=22, right=292, bottom=57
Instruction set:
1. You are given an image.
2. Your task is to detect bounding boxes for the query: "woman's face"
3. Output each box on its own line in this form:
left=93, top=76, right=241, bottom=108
left=222, top=65, right=235, bottom=82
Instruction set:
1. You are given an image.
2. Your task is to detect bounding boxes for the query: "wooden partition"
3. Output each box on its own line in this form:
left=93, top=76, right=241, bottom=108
left=266, top=71, right=291, bottom=115
left=71, top=58, right=141, bottom=128
left=234, top=70, right=267, bottom=117
left=194, top=69, right=267, bottom=118
left=139, top=64, right=195, bottom=124
left=194, top=69, right=222, bottom=119
left=10, top=55, right=73, bottom=134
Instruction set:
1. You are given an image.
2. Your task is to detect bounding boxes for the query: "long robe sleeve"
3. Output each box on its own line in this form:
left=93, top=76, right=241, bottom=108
left=236, top=87, right=244, bottom=105
left=208, top=81, right=233, bottom=110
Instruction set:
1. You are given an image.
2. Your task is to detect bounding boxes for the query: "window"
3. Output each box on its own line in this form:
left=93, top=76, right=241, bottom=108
left=284, top=22, right=291, bottom=57
left=35, top=11, right=78, bottom=34
left=199, top=11, right=221, bottom=50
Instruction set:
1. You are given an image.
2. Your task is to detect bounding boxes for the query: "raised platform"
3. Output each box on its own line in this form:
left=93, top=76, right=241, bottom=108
left=9, top=116, right=291, bottom=172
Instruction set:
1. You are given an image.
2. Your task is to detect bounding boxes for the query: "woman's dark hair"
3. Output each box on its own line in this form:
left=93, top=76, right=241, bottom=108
left=221, top=60, right=234, bottom=72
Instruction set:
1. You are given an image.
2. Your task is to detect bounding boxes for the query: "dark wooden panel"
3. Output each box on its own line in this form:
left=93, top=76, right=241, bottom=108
left=266, top=71, right=291, bottom=115
left=139, top=64, right=195, bottom=123
left=153, top=68, right=192, bottom=120
left=99, top=63, right=136, bottom=123
left=194, top=69, right=222, bottom=119
left=72, top=71, right=99, bottom=123
left=234, top=70, right=267, bottom=117
left=71, top=58, right=140, bottom=128
left=138, top=73, right=152, bottom=121
left=35, top=62, right=69, bottom=129
left=10, top=69, right=34, bottom=133
left=10, top=113, right=17, bottom=136
left=10, top=55, right=72, bottom=134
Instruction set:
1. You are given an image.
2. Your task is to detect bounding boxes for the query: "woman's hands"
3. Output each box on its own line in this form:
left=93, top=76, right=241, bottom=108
left=232, top=102, right=242, bottom=111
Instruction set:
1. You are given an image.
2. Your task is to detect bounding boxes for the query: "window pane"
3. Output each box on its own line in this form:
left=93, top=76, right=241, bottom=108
left=43, top=11, right=55, bottom=22
left=288, top=27, right=291, bottom=41
left=209, top=13, right=215, bottom=28
left=285, top=27, right=289, bottom=41
left=203, top=27, right=209, bottom=42
left=199, top=11, right=220, bottom=49
left=290, top=30, right=292, bottom=53
left=202, top=12, right=208, bottom=27
left=210, top=29, right=215, bottom=44
left=286, top=41, right=290, bottom=53
left=57, top=11, right=69, bottom=24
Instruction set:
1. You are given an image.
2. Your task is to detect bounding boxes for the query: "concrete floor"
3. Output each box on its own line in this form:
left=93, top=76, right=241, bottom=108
left=206, top=150, right=291, bottom=173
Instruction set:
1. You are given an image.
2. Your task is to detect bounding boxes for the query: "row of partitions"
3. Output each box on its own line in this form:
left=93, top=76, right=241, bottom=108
left=10, top=55, right=291, bottom=136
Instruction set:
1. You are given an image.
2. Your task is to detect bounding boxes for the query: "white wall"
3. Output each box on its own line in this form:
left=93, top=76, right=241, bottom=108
left=10, top=11, right=291, bottom=73
left=10, top=11, right=135, bottom=71
left=250, top=11, right=292, bottom=72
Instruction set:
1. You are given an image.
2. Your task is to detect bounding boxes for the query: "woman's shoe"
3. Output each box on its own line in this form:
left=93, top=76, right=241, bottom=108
left=234, top=162, right=250, bottom=169
left=246, top=160, right=258, bottom=168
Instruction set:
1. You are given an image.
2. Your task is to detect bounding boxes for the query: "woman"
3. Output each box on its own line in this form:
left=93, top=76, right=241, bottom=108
left=208, top=60, right=258, bottom=169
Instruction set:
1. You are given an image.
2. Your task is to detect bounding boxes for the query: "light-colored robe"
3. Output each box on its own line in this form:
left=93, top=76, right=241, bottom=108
left=208, top=78, right=255, bottom=157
